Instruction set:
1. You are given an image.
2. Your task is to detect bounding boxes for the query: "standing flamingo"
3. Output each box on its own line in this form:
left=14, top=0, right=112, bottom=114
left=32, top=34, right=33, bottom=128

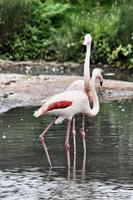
left=34, top=68, right=103, bottom=168
left=66, top=34, right=92, bottom=158
left=66, top=34, right=103, bottom=160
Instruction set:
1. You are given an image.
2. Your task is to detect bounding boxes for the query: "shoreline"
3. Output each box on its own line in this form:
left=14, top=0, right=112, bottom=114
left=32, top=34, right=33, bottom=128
left=0, top=73, right=133, bottom=113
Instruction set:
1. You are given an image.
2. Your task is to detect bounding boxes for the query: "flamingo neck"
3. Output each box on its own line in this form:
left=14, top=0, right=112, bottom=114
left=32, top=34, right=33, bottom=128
left=86, top=75, right=99, bottom=117
left=84, top=44, right=91, bottom=95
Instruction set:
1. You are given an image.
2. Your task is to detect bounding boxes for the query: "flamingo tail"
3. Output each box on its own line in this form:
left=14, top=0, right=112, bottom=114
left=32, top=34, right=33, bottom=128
left=33, top=105, right=48, bottom=117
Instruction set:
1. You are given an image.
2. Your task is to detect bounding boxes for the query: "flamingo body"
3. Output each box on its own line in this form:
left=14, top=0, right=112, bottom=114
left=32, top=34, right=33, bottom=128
left=66, top=80, right=84, bottom=92
left=34, top=90, right=90, bottom=120
left=34, top=68, right=103, bottom=123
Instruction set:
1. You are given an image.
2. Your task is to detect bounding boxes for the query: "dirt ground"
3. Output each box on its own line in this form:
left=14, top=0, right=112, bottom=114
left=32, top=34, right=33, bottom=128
left=0, top=73, right=133, bottom=113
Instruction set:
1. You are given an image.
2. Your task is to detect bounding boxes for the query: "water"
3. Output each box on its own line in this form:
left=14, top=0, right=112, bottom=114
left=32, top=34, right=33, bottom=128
left=0, top=99, right=133, bottom=200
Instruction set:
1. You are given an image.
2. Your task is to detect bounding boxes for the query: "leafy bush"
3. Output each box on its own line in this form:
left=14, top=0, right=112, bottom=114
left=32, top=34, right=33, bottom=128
left=0, top=0, right=70, bottom=60
left=0, top=0, right=132, bottom=69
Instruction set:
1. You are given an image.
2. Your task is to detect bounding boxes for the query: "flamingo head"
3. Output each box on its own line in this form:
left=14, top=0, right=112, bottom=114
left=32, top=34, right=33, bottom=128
left=92, top=68, right=103, bottom=87
left=83, top=34, right=92, bottom=45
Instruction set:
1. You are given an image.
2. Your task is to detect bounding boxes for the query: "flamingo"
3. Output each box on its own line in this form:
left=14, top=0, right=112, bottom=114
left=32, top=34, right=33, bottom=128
left=34, top=69, right=103, bottom=168
left=66, top=34, right=103, bottom=160
left=66, top=34, right=92, bottom=158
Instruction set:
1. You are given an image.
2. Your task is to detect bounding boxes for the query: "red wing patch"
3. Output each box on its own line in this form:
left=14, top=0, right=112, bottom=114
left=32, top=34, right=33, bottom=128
left=47, top=101, right=72, bottom=111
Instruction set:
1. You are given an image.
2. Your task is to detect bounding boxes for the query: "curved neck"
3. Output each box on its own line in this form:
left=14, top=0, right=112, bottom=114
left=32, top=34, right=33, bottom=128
left=86, top=75, right=100, bottom=117
left=84, top=44, right=91, bottom=94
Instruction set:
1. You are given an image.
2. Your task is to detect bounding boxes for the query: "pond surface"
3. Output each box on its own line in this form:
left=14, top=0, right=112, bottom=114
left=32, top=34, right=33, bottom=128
left=0, top=99, right=133, bottom=200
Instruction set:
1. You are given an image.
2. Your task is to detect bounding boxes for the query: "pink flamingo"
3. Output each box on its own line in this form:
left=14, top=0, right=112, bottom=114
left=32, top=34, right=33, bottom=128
left=66, top=34, right=92, bottom=158
left=66, top=34, right=103, bottom=159
left=34, top=70, right=103, bottom=168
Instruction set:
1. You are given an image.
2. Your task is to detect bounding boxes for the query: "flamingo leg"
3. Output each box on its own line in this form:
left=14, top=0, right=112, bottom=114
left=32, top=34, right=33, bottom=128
left=72, top=117, right=76, bottom=167
left=82, top=146, right=86, bottom=180
left=80, top=114, right=86, bottom=155
left=39, top=117, right=56, bottom=168
left=65, top=119, right=72, bottom=169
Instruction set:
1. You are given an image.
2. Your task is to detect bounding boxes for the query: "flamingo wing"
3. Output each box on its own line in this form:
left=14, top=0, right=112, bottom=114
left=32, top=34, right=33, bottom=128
left=34, top=100, right=72, bottom=117
left=47, top=100, right=72, bottom=111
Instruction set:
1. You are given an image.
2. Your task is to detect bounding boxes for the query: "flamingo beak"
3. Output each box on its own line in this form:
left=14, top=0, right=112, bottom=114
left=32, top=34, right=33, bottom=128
left=100, top=81, right=103, bottom=87
left=83, top=38, right=91, bottom=45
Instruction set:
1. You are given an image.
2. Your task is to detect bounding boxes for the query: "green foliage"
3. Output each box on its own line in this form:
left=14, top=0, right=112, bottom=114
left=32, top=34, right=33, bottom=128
left=0, top=0, right=70, bottom=60
left=109, top=44, right=132, bottom=61
left=0, top=0, right=133, bottom=69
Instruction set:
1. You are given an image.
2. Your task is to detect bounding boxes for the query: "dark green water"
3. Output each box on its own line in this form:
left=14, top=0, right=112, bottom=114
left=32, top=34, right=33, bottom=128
left=0, top=99, right=133, bottom=199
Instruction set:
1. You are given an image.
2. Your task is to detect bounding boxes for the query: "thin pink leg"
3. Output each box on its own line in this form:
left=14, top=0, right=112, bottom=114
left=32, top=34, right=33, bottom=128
left=39, top=117, right=56, bottom=168
left=82, top=146, right=86, bottom=180
left=65, top=119, right=72, bottom=169
left=80, top=114, right=86, bottom=155
left=72, top=117, right=76, bottom=167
